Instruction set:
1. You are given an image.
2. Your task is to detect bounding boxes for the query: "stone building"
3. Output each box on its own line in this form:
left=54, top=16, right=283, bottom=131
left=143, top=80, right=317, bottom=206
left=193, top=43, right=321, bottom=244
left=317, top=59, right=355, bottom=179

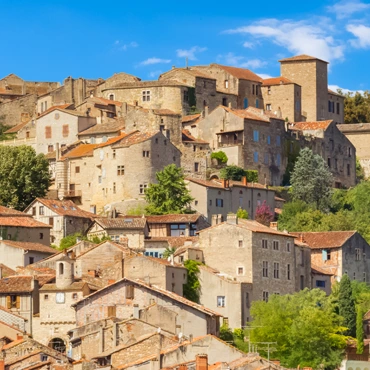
left=196, top=216, right=297, bottom=326
left=187, top=177, right=276, bottom=222
left=35, top=107, right=97, bottom=154
left=279, top=54, right=344, bottom=123
left=293, top=238, right=312, bottom=292
left=190, top=64, right=264, bottom=110
left=311, top=264, right=333, bottom=295
left=261, top=77, right=302, bottom=122
left=291, top=231, right=370, bottom=283
left=3, top=117, right=36, bottom=141
left=337, top=123, right=370, bottom=178
left=186, top=105, right=286, bottom=185
left=288, top=120, right=356, bottom=188
left=0, top=205, right=51, bottom=246
left=24, top=198, right=96, bottom=247
left=72, top=277, right=221, bottom=337
left=77, top=119, right=125, bottom=144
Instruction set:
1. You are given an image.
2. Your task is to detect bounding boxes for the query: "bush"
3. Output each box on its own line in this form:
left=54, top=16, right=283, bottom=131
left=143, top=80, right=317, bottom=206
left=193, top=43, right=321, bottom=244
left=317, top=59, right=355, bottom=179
left=211, top=151, right=228, bottom=163
left=220, top=166, right=258, bottom=182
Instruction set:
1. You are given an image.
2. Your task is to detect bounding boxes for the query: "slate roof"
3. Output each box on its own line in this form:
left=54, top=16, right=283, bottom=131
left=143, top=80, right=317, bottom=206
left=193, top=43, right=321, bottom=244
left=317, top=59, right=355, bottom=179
left=78, top=121, right=125, bottom=136
left=289, top=120, right=333, bottom=131
left=211, top=64, right=263, bottom=82
left=0, top=240, right=56, bottom=254
left=93, top=217, right=147, bottom=229
left=279, top=54, right=328, bottom=63
left=290, top=231, right=357, bottom=249
left=146, top=214, right=200, bottom=223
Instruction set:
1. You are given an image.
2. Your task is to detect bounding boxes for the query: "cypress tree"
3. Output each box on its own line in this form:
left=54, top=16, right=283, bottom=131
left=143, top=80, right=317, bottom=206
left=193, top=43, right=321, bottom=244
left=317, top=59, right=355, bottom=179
left=338, top=274, right=356, bottom=337
left=356, top=306, right=364, bottom=354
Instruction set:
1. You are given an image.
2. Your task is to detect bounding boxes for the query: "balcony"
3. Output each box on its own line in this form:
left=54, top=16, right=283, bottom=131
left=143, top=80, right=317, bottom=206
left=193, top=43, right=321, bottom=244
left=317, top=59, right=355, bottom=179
left=63, top=190, right=82, bottom=198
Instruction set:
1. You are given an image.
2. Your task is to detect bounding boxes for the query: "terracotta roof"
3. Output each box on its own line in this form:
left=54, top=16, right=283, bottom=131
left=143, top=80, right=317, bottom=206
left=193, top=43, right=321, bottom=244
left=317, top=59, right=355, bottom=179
left=187, top=177, right=267, bottom=190
left=73, top=277, right=222, bottom=316
left=40, top=281, right=87, bottom=292
left=311, top=264, right=334, bottom=276
left=93, top=217, right=147, bottom=229
left=37, top=104, right=74, bottom=119
left=29, top=198, right=96, bottom=219
left=220, top=106, right=280, bottom=123
left=97, top=132, right=130, bottom=148
left=60, top=143, right=98, bottom=159
left=0, top=276, right=35, bottom=293
left=182, top=114, right=201, bottom=124
left=161, top=68, right=215, bottom=80
left=337, top=123, right=370, bottom=133
left=0, top=264, right=15, bottom=278
left=262, top=77, right=295, bottom=86
left=0, top=206, right=28, bottom=217
left=146, top=237, right=199, bottom=248
left=211, top=64, right=263, bottom=82
left=173, top=244, right=199, bottom=256
left=279, top=54, right=328, bottom=63
left=144, top=256, right=184, bottom=267
left=0, top=240, right=56, bottom=254
left=105, top=80, right=191, bottom=90
left=153, top=109, right=179, bottom=116
left=78, top=121, right=125, bottom=136
left=89, top=96, right=123, bottom=107
left=290, top=231, right=357, bottom=249
left=112, top=131, right=158, bottom=148
left=182, top=130, right=209, bottom=144
left=2, top=337, right=26, bottom=349
left=4, top=120, right=31, bottom=134
left=0, top=216, right=51, bottom=228
left=289, top=120, right=333, bottom=131
left=147, top=214, right=200, bottom=224
left=45, top=141, right=84, bottom=160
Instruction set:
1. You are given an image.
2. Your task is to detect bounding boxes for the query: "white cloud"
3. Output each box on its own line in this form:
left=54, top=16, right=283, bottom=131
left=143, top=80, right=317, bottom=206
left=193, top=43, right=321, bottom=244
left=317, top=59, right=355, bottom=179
left=347, top=24, right=370, bottom=48
left=140, top=57, right=171, bottom=66
left=217, top=53, right=267, bottom=69
left=148, top=70, right=163, bottom=78
left=176, top=46, right=207, bottom=61
left=243, top=41, right=254, bottom=48
left=114, top=41, right=138, bottom=51
left=258, top=73, right=273, bottom=79
left=225, top=19, right=345, bottom=63
left=329, top=84, right=365, bottom=95
left=240, top=59, right=268, bottom=69
left=329, top=0, right=370, bottom=19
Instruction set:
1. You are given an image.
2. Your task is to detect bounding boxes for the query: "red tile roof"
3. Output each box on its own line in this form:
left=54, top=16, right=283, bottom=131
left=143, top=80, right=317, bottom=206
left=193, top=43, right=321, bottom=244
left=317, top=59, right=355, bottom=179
left=0, top=206, right=28, bottom=217
left=182, top=130, right=209, bottom=144
left=94, top=217, right=147, bottom=229
left=97, top=132, right=131, bottom=148
left=37, top=104, right=74, bottom=119
left=0, top=264, right=15, bottom=277
left=0, top=216, right=51, bottom=228
left=289, top=120, right=333, bottom=131
left=112, top=131, right=158, bottom=148
left=146, top=214, right=200, bottom=224
left=90, top=96, right=123, bottom=107
left=182, top=114, right=201, bottom=124
left=290, top=231, right=357, bottom=249
left=146, top=237, right=199, bottom=248
left=311, top=264, right=334, bottom=276
left=78, top=121, right=125, bottom=136
left=4, top=120, right=31, bottom=134
left=107, top=80, right=192, bottom=89
left=221, top=106, right=282, bottom=123
left=262, top=77, right=295, bottom=86
left=279, top=54, right=328, bottom=63
left=212, top=64, right=263, bottom=82
left=60, top=143, right=98, bottom=159
left=0, top=276, right=35, bottom=293
left=187, top=177, right=267, bottom=190
left=0, top=240, right=56, bottom=254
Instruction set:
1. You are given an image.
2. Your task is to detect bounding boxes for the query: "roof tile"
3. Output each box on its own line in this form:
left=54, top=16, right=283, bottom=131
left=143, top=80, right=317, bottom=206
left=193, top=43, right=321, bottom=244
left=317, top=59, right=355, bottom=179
left=0, top=240, right=56, bottom=254
left=212, top=64, right=263, bottom=82
left=290, top=231, right=357, bottom=249
left=289, top=120, right=333, bottom=131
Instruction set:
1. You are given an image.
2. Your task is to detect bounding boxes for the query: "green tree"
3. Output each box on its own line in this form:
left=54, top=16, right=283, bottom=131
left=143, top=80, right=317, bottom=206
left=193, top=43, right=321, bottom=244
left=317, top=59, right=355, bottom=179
left=183, top=260, right=201, bottom=303
left=0, top=145, right=51, bottom=210
left=145, top=164, right=194, bottom=215
left=338, top=274, right=356, bottom=337
left=290, top=148, right=333, bottom=211
left=250, top=289, right=347, bottom=369
left=356, top=158, right=366, bottom=182
left=162, top=247, right=176, bottom=259
left=342, top=90, right=370, bottom=124
left=219, top=323, right=234, bottom=342
left=220, top=166, right=258, bottom=182
left=59, top=232, right=87, bottom=250
left=236, top=207, right=248, bottom=219
left=211, top=151, right=228, bottom=163
left=356, top=305, right=365, bottom=354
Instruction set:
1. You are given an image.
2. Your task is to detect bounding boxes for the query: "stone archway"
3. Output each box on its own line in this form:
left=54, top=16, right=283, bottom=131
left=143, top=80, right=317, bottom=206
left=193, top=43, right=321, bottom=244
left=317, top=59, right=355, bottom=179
left=48, top=337, right=66, bottom=353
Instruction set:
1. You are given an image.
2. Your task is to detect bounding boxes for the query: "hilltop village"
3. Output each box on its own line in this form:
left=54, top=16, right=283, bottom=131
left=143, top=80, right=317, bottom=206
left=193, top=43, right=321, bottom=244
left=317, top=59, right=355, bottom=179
left=0, top=54, right=369, bottom=370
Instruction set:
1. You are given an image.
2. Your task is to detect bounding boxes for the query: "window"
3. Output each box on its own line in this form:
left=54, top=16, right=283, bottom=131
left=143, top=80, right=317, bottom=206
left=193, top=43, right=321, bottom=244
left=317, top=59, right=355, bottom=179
left=252, top=84, right=255, bottom=95
left=263, top=261, right=268, bottom=277
left=322, top=249, right=331, bottom=261
left=237, top=267, right=244, bottom=275
left=327, top=158, right=331, bottom=168
left=253, top=130, right=259, bottom=142
left=243, top=98, right=248, bottom=108
left=41, top=102, right=44, bottom=112
left=356, top=248, right=361, bottom=261
left=170, top=224, right=186, bottom=237
left=353, top=272, right=356, bottom=280
left=300, top=275, right=304, bottom=290
left=75, top=166, right=80, bottom=174
left=276, top=135, right=281, bottom=146
left=287, top=264, right=291, bottom=280
left=109, top=94, right=114, bottom=100
left=209, top=199, right=212, bottom=206
left=267, top=136, right=271, bottom=145
left=39, top=206, right=44, bottom=215
left=113, top=182, right=116, bottom=194
left=316, top=280, right=326, bottom=287
left=164, top=139, right=167, bottom=145
left=264, top=153, right=269, bottom=165
left=256, top=99, right=259, bottom=108
left=224, top=80, right=229, bottom=89
left=62, top=124, right=69, bottom=137
left=117, top=165, right=124, bottom=176
left=238, top=240, right=243, bottom=248
left=7, top=295, right=20, bottom=309
left=142, top=151, right=150, bottom=157
left=45, top=126, right=52, bottom=139
left=183, top=90, right=189, bottom=102
left=287, top=242, right=291, bottom=252
left=263, top=291, right=269, bottom=302
left=113, top=150, right=116, bottom=159
left=276, top=154, right=281, bottom=167
left=98, top=175, right=102, bottom=184
left=44, top=294, right=49, bottom=300
left=32, top=207, right=36, bottom=216
left=47, top=144, right=54, bottom=153
left=222, top=97, right=227, bottom=106
left=273, top=262, right=279, bottom=279
left=273, top=241, right=279, bottom=250
left=126, top=285, right=134, bottom=299
left=194, top=162, right=199, bottom=172
left=72, top=293, right=78, bottom=300
left=139, top=184, right=148, bottom=194
left=142, top=90, right=151, bottom=102
left=347, top=164, right=351, bottom=176
left=216, top=198, right=223, bottom=207
left=29, top=257, right=34, bottom=264
left=262, top=239, right=268, bottom=249
left=336, top=102, right=340, bottom=114
left=364, top=272, right=367, bottom=282
left=266, top=104, right=271, bottom=111
left=246, top=292, right=250, bottom=308
left=217, top=296, right=226, bottom=307
left=253, top=152, right=259, bottom=163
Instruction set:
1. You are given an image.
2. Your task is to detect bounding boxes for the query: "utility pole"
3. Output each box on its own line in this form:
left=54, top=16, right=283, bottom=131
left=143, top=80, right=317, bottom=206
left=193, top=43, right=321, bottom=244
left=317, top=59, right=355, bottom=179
left=252, top=342, right=277, bottom=362
left=241, top=325, right=263, bottom=352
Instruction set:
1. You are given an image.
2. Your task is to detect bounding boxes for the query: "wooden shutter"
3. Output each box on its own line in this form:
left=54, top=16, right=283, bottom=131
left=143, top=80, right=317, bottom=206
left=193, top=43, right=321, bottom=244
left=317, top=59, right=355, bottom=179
left=107, top=306, right=116, bottom=317
left=45, top=126, right=52, bottom=139
left=126, top=285, right=134, bottom=299
left=6, top=296, right=11, bottom=309
left=16, top=296, right=21, bottom=309
left=62, top=124, right=69, bottom=137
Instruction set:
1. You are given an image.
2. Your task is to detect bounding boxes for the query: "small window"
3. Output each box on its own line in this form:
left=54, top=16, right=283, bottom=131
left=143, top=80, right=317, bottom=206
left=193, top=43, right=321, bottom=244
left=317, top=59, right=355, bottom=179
left=75, top=166, right=80, bottom=174
left=273, top=262, right=279, bottom=279
left=39, top=233, right=44, bottom=239
left=276, top=135, right=281, bottom=146
left=256, top=99, right=259, bottom=108
left=217, top=296, right=226, bottom=307
left=354, top=272, right=356, bottom=280
left=327, top=158, right=331, bottom=168
left=109, top=94, right=114, bottom=100
left=194, top=162, right=199, bottom=172
left=263, top=261, right=268, bottom=277
left=142, top=90, right=151, bottom=102
left=287, top=242, right=291, bottom=252
left=336, top=102, right=340, bottom=114
left=222, top=97, right=227, bottom=106
left=364, top=272, right=366, bottom=282
left=117, top=165, right=125, bottom=176
left=113, top=182, right=116, bottom=194
left=44, top=294, right=49, bottom=300
left=142, top=151, right=150, bottom=157
left=29, top=257, right=34, bottom=264
left=139, top=184, right=148, bottom=194
left=237, top=267, right=244, bottom=275
left=273, top=241, right=279, bottom=250
left=276, top=154, right=281, bottom=167
left=253, top=130, right=259, bottom=142
left=62, top=125, right=69, bottom=138
left=316, top=280, right=326, bottom=287
left=238, top=240, right=243, bottom=248
left=262, top=239, right=268, bottom=249
left=216, top=198, right=223, bottom=207
left=126, top=285, right=135, bottom=299
left=32, top=207, right=36, bottom=216
left=113, top=150, right=116, bottom=159
left=262, top=291, right=269, bottom=302
left=183, top=89, right=189, bottom=102
left=287, top=264, right=291, bottom=280
left=267, top=136, right=271, bottom=145
left=47, top=144, right=54, bottom=153
left=347, top=164, right=351, bottom=176
left=45, top=126, right=52, bottom=139
left=72, top=293, right=78, bottom=300
left=266, top=104, right=271, bottom=111
left=356, top=248, right=361, bottom=261
left=253, top=152, right=259, bottom=163
left=224, top=80, right=229, bottom=89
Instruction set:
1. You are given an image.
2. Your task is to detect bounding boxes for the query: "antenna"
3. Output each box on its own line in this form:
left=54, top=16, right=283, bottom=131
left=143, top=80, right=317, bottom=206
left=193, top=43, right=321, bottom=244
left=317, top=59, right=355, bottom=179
left=186, top=57, right=188, bottom=69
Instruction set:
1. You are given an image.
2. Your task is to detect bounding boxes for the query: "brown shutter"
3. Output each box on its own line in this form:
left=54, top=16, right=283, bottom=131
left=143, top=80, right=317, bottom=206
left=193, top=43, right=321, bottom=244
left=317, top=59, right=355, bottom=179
left=6, top=296, right=11, bottom=309
left=62, top=124, right=69, bottom=137
left=45, top=126, right=52, bottom=139
left=16, top=296, right=21, bottom=309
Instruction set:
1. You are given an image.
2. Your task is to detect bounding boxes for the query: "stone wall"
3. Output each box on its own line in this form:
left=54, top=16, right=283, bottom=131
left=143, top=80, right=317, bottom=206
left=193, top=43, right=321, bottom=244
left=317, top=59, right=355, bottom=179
left=0, top=94, right=37, bottom=127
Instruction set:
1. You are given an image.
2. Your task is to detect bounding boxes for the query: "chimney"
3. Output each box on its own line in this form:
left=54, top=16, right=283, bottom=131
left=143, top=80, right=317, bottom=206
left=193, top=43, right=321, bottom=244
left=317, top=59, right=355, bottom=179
left=196, top=354, right=208, bottom=370
left=299, top=234, right=304, bottom=243
left=16, top=334, right=23, bottom=340
left=228, top=102, right=232, bottom=108
left=170, top=254, right=174, bottom=266
left=179, top=365, right=187, bottom=370
left=133, top=304, right=139, bottom=319
left=211, top=215, right=218, bottom=226
left=241, top=176, right=247, bottom=186
left=270, top=222, right=278, bottom=230
left=204, top=106, right=209, bottom=117
left=221, top=179, right=229, bottom=188
left=227, top=214, right=238, bottom=225
left=55, top=143, right=60, bottom=160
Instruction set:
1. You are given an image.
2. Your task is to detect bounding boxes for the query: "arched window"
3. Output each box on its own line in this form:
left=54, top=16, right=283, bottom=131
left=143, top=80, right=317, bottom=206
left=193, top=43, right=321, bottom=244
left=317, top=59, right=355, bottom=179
left=59, top=263, right=64, bottom=275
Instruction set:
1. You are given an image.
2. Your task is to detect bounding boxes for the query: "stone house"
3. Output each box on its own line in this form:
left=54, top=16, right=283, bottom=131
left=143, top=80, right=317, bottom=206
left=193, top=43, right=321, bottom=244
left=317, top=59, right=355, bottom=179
left=55, top=130, right=181, bottom=213
left=261, top=77, right=302, bottom=122
left=86, top=216, right=149, bottom=250
left=197, top=216, right=297, bottom=322
left=158, top=68, right=238, bottom=112
left=291, top=231, right=370, bottom=283
left=77, top=119, right=125, bottom=144
left=186, top=105, right=286, bottom=185
left=35, top=107, right=96, bottom=154
left=72, top=277, right=221, bottom=337
left=0, top=301, right=28, bottom=335
left=123, top=255, right=187, bottom=296
left=187, top=177, right=276, bottom=222
left=278, top=55, right=344, bottom=123
left=24, top=198, right=96, bottom=247
left=95, top=72, right=141, bottom=96
left=293, top=238, right=312, bottom=291
left=3, top=117, right=36, bottom=140
left=288, top=120, right=356, bottom=188
left=191, top=64, right=264, bottom=110
left=0, top=240, right=56, bottom=270
left=173, top=244, right=204, bottom=264
left=337, top=123, right=370, bottom=179
left=311, top=264, right=333, bottom=295
left=144, top=237, right=198, bottom=259
left=0, top=206, right=51, bottom=246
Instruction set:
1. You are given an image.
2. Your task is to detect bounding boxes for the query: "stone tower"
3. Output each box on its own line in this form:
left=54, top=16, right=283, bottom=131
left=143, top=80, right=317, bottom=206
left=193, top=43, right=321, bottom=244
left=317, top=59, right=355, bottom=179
left=56, top=254, right=74, bottom=289
left=279, top=54, right=329, bottom=122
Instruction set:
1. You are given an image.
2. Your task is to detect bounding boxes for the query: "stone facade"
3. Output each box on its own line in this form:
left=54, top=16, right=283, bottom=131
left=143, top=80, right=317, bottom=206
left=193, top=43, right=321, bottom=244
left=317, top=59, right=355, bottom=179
left=0, top=94, right=37, bottom=127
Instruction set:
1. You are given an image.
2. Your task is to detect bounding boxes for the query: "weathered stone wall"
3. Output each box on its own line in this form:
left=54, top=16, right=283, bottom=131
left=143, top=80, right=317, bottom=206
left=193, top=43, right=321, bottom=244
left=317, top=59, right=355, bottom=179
left=0, top=74, right=59, bottom=95
left=179, top=142, right=209, bottom=180
left=0, top=94, right=37, bottom=127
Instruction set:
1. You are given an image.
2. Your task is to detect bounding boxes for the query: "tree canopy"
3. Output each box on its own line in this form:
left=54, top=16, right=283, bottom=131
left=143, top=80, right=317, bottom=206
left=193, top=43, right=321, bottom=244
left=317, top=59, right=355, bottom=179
left=220, top=165, right=258, bottom=182
left=338, top=274, right=356, bottom=337
left=144, top=164, right=194, bottom=215
left=290, top=148, right=333, bottom=211
left=342, top=90, right=370, bottom=124
left=0, top=145, right=51, bottom=210
left=183, top=259, right=201, bottom=303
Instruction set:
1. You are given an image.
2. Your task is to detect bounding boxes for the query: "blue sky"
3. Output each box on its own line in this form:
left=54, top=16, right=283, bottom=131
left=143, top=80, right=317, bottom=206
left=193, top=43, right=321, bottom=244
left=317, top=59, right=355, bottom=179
left=1, top=0, right=369, bottom=93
